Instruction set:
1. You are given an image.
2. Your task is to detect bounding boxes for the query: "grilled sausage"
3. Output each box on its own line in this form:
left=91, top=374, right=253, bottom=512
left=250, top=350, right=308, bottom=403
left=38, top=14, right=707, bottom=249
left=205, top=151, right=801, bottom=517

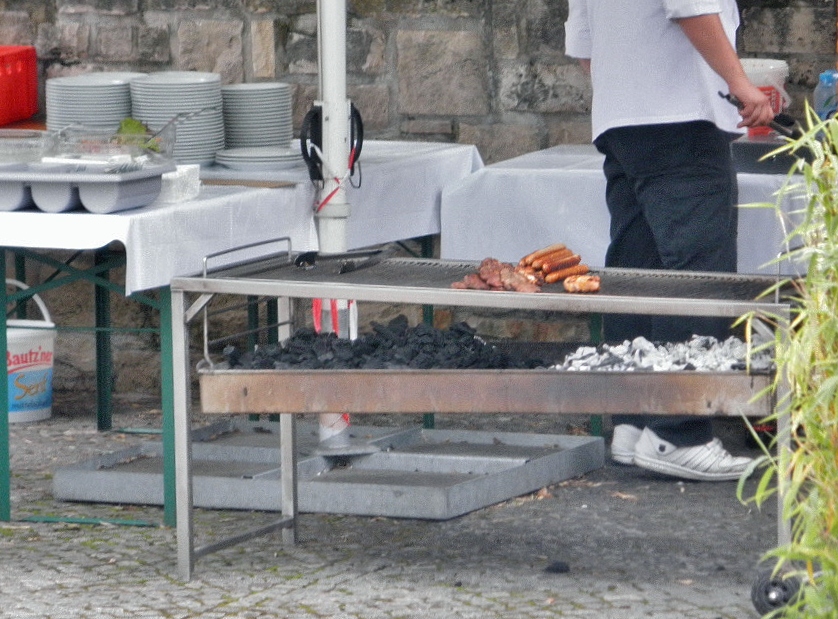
left=532, top=247, right=574, bottom=270
left=544, top=263, right=590, bottom=284
left=520, top=243, right=567, bottom=266
left=540, top=253, right=581, bottom=274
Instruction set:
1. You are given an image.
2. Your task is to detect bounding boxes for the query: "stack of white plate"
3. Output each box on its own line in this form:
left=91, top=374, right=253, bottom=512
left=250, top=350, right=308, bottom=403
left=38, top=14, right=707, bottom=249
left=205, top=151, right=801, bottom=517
left=215, top=146, right=303, bottom=171
left=221, top=82, right=293, bottom=148
left=130, top=71, right=224, bottom=165
left=46, top=72, right=147, bottom=132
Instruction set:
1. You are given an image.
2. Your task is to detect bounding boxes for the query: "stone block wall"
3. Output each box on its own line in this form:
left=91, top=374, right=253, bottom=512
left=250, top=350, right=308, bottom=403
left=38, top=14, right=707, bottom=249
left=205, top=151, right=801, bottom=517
left=1, top=1, right=834, bottom=163
left=2, top=1, right=836, bottom=398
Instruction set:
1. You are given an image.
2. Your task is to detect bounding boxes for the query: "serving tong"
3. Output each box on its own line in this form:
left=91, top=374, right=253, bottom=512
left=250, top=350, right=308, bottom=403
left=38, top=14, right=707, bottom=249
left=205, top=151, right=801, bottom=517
left=719, top=91, right=803, bottom=139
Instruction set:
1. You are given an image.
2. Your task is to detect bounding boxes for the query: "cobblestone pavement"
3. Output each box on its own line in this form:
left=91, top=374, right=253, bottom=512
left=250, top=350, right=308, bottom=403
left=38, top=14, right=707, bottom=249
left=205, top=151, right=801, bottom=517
left=4, top=394, right=776, bottom=618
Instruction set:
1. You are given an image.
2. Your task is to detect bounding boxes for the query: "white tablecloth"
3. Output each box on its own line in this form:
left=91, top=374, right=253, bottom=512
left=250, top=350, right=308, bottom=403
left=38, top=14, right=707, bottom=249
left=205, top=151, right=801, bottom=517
left=440, top=144, right=799, bottom=276
left=0, top=141, right=483, bottom=294
left=202, top=140, right=484, bottom=251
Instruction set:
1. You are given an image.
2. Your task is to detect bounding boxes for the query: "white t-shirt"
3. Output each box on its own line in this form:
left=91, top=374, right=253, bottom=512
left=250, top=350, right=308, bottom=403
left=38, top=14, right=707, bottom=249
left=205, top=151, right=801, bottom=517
left=565, top=0, right=744, bottom=140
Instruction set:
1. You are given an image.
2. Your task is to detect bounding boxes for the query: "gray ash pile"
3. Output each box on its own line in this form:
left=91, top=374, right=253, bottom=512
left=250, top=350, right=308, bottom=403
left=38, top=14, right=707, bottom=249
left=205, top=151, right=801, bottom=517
left=554, top=335, right=774, bottom=373
left=223, top=315, right=547, bottom=370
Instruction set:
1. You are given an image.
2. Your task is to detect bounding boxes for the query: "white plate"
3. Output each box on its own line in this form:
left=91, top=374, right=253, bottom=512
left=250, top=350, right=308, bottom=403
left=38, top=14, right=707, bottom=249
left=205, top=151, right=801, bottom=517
left=47, top=72, right=147, bottom=87
left=132, top=71, right=220, bottom=85
left=222, top=87, right=291, bottom=93
left=216, top=159, right=302, bottom=171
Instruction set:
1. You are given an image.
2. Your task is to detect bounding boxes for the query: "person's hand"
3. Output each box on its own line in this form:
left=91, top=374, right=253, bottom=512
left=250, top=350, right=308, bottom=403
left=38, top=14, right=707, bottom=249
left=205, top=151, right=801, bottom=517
left=729, top=82, right=776, bottom=129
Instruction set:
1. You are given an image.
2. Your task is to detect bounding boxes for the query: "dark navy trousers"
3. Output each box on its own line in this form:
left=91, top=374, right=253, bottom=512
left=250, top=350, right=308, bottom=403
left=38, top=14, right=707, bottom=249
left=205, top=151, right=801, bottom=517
left=594, top=121, right=738, bottom=446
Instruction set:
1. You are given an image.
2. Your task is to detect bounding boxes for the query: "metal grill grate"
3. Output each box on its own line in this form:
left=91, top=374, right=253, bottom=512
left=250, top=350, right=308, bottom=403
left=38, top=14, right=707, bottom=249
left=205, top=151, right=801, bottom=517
left=208, top=256, right=784, bottom=303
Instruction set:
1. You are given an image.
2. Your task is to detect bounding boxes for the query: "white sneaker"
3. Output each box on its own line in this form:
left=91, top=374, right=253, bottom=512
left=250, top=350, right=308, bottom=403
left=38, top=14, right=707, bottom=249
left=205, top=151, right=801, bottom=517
left=610, top=424, right=642, bottom=465
left=633, top=427, right=753, bottom=481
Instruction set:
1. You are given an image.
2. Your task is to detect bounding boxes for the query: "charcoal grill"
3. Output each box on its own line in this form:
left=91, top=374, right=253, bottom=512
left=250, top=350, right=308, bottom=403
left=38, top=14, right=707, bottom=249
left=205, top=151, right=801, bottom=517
left=169, top=254, right=792, bottom=580
left=189, top=255, right=786, bottom=317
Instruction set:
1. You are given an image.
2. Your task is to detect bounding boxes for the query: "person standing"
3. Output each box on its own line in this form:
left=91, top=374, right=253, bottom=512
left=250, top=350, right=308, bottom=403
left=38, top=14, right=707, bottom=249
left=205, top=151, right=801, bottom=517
left=564, top=1, right=777, bottom=480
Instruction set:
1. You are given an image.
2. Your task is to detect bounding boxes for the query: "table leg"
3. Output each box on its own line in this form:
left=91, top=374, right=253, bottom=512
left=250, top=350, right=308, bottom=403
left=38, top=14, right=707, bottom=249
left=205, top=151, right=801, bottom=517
left=158, top=287, right=177, bottom=528
left=13, top=253, right=25, bottom=319
left=171, top=287, right=194, bottom=579
left=1, top=251, right=10, bottom=521
left=247, top=296, right=259, bottom=351
left=266, top=299, right=279, bottom=345
left=420, top=236, right=436, bottom=430
left=94, top=250, right=113, bottom=432
left=280, top=412, right=297, bottom=545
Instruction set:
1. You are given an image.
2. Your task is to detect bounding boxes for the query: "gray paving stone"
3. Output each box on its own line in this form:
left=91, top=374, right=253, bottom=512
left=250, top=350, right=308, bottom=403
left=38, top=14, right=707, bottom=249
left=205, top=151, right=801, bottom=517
left=4, top=397, right=774, bottom=618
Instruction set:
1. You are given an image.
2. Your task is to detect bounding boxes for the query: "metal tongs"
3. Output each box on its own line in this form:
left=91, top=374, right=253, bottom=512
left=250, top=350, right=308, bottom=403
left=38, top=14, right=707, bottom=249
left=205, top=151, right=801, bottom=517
left=294, top=247, right=391, bottom=274
left=719, top=91, right=803, bottom=139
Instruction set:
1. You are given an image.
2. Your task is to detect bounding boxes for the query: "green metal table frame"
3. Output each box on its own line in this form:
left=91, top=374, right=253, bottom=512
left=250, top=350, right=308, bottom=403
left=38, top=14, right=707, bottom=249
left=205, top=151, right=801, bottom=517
left=0, top=248, right=176, bottom=526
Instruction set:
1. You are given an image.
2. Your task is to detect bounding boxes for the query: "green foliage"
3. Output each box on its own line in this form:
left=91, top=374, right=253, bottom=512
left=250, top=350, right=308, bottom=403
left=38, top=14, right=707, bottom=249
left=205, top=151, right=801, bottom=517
left=115, top=117, right=165, bottom=154
left=116, top=117, right=151, bottom=136
left=739, top=104, right=838, bottom=618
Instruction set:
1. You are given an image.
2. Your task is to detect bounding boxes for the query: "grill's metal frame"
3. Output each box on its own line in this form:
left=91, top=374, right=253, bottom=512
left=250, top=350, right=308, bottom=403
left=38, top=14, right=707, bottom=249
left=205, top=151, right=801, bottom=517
left=169, top=257, right=792, bottom=580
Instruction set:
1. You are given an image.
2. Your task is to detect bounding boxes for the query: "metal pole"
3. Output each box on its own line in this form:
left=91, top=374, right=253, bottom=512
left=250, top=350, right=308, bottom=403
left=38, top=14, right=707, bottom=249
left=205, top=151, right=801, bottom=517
left=158, top=286, right=177, bottom=528
left=94, top=249, right=113, bottom=431
left=314, top=0, right=351, bottom=254
left=0, top=251, right=9, bottom=521
left=171, top=287, right=195, bottom=580
left=314, top=0, right=356, bottom=449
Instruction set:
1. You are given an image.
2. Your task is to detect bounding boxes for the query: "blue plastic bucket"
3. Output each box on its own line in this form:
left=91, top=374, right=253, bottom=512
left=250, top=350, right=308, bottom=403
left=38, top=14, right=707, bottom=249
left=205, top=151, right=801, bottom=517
left=6, top=279, right=55, bottom=423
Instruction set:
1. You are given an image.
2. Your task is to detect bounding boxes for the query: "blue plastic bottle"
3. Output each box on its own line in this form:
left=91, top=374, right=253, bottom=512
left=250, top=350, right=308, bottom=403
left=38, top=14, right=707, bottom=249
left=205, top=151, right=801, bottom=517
left=813, top=70, right=838, bottom=120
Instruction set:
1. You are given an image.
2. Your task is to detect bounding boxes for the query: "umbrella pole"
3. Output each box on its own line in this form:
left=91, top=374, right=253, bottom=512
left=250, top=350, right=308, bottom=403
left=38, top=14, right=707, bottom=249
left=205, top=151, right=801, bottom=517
left=314, top=0, right=351, bottom=255
left=310, top=2, right=376, bottom=456
left=314, top=0, right=352, bottom=449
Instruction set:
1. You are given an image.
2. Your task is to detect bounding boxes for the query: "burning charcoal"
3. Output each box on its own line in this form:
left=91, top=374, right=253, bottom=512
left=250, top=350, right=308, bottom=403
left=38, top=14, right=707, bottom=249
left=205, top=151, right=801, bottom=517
left=293, top=327, right=319, bottom=342
left=450, top=321, right=477, bottom=340
left=372, top=316, right=409, bottom=342
left=440, top=342, right=462, bottom=361
left=357, top=355, right=382, bottom=369
left=387, top=314, right=410, bottom=333
left=223, top=344, right=242, bottom=368
left=235, top=351, right=255, bottom=368
left=251, top=354, right=275, bottom=369
left=333, top=340, right=355, bottom=362
left=410, top=351, right=436, bottom=369
left=221, top=314, right=549, bottom=371
left=391, top=348, right=413, bottom=365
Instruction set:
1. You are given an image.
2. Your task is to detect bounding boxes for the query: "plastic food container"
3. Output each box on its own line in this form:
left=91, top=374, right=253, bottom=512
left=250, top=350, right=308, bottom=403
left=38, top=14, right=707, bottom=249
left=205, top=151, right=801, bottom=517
left=0, top=46, right=38, bottom=126
left=0, top=129, right=53, bottom=164
left=0, top=161, right=177, bottom=213
left=52, top=124, right=175, bottom=165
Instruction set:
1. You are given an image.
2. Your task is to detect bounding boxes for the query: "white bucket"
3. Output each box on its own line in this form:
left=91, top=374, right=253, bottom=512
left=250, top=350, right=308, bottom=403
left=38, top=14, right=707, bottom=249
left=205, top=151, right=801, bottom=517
left=741, top=58, right=791, bottom=137
left=6, top=279, right=56, bottom=423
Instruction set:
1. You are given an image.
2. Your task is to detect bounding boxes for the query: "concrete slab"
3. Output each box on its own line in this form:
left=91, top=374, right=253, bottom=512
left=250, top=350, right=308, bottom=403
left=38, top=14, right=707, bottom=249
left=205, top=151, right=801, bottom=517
left=53, top=419, right=604, bottom=520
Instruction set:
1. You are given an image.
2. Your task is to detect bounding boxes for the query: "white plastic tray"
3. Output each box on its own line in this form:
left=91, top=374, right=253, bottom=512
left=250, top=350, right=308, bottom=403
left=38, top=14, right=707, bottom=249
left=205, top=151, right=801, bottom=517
left=0, top=161, right=176, bottom=213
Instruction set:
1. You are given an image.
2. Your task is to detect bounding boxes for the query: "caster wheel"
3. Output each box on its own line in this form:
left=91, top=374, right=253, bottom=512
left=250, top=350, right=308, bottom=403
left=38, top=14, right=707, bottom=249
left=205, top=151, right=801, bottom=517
left=751, top=568, right=801, bottom=615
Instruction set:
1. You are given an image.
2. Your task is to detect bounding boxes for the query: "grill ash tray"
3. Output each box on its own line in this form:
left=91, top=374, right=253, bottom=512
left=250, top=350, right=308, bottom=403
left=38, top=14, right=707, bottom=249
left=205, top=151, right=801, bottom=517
left=53, top=419, right=605, bottom=520
left=0, top=161, right=176, bottom=213
left=197, top=366, right=773, bottom=418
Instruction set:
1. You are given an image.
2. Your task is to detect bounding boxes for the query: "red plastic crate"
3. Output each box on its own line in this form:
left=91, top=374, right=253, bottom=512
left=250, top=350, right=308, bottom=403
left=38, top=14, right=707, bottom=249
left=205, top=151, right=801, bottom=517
left=0, top=46, right=37, bottom=126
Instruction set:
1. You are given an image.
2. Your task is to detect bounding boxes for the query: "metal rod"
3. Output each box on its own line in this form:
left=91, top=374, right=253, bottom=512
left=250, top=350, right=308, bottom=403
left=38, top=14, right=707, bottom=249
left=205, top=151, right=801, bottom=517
left=202, top=236, right=292, bottom=277
left=194, top=516, right=295, bottom=560
left=22, top=516, right=157, bottom=527
left=172, top=287, right=195, bottom=580
left=0, top=251, right=10, bottom=521
left=158, top=286, right=177, bottom=528
left=94, top=250, right=113, bottom=432
left=206, top=320, right=293, bottom=349
left=280, top=413, right=297, bottom=545
left=314, top=0, right=351, bottom=254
